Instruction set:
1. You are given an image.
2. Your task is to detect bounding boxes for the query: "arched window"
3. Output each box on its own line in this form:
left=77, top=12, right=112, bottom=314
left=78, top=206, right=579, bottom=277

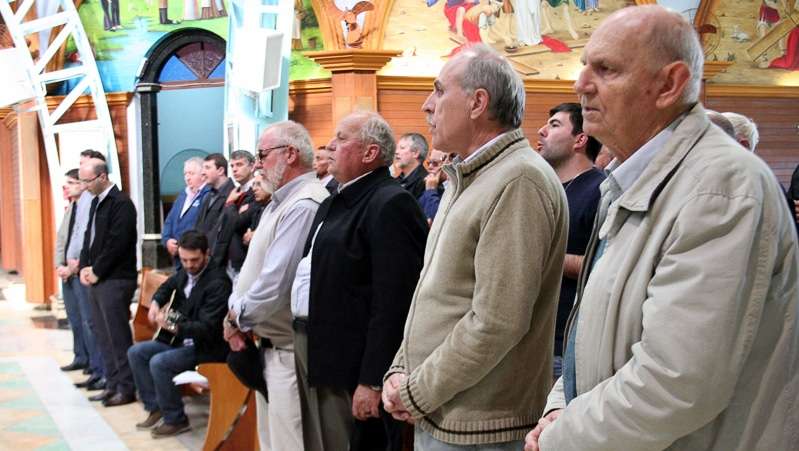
left=157, top=41, right=226, bottom=88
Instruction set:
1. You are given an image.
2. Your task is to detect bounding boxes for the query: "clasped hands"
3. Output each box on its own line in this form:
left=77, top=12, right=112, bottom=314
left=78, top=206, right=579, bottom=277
left=222, top=310, right=247, bottom=352
left=79, top=266, right=98, bottom=286
left=381, top=373, right=414, bottom=424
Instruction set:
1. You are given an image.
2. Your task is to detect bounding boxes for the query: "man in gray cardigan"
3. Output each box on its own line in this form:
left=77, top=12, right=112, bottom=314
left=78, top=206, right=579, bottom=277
left=382, top=44, right=568, bottom=449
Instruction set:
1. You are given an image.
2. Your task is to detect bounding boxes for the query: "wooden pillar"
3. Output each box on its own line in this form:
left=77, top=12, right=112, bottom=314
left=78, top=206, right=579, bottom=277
left=17, top=111, right=52, bottom=303
left=304, top=50, right=401, bottom=125
left=0, top=111, right=20, bottom=272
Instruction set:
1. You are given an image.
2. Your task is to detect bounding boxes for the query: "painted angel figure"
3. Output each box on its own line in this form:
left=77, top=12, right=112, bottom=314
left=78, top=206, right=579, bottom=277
left=326, top=0, right=375, bottom=48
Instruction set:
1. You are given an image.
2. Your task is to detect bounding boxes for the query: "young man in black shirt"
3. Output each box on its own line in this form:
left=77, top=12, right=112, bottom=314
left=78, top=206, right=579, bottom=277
left=537, top=102, right=606, bottom=379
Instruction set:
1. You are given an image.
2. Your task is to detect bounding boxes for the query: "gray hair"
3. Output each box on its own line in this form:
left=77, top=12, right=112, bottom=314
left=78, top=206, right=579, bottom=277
left=184, top=156, right=204, bottom=171
left=455, top=43, right=525, bottom=129
left=268, top=120, right=314, bottom=168
left=722, top=112, right=759, bottom=152
left=643, top=6, right=704, bottom=105
left=230, top=149, right=255, bottom=164
left=356, top=111, right=396, bottom=166
left=706, top=110, right=736, bottom=139
left=400, top=132, right=429, bottom=161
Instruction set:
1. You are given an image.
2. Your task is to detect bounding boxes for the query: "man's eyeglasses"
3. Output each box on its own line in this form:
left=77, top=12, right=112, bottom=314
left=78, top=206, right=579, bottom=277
left=80, top=174, right=100, bottom=184
left=257, top=145, right=290, bottom=161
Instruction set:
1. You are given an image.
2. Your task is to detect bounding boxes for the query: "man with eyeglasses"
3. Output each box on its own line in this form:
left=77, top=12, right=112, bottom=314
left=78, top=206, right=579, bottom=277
left=79, top=158, right=138, bottom=408
left=64, top=150, right=108, bottom=392
left=418, top=149, right=451, bottom=224
left=224, top=121, right=330, bottom=450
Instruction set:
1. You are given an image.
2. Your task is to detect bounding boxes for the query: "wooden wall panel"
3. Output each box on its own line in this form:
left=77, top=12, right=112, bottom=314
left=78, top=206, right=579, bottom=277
left=705, top=96, right=799, bottom=187
left=290, top=92, right=335, bottom=147
left=52, top=93, right=131, bottom=191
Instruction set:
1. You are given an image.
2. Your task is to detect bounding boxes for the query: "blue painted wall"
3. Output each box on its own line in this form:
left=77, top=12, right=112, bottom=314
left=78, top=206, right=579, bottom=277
left=157, top=86, right=225, bottom=196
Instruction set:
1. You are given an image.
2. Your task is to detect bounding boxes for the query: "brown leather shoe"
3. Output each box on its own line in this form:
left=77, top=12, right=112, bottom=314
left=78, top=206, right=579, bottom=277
left=150, top=419, right=190, bottom=438
left=102, top=392, right=136, bottom=407
left=136, top=411, right=162, bottom=430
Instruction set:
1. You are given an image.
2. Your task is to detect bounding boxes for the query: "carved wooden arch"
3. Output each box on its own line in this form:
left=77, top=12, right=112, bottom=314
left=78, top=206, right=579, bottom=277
left=309, top=0, right=396, bottom=50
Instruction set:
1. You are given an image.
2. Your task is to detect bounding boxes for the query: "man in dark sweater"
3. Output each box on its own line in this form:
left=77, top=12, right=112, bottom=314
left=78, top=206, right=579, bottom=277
left=537, top=102, right=605, bottom=379
left=394, top=132, right=429, bottom=199
left=128, top=231, right=231, bottom=438
left=78, top=158, right=138, bottom=407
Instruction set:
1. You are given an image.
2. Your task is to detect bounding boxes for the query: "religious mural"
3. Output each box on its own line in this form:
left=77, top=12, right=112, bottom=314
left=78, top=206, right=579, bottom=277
left=378, top=0, right=799, bottom=86
left=381, top=0, right=635, bottom=79
left=290, top=0, right=329, bottom=79
left=709, top=0, right=799, bottom=85
left=72, top=0, right=230, bottom=92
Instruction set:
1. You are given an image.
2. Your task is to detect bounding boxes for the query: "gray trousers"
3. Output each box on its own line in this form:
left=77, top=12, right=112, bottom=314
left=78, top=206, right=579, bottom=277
left=294, top=325, right=354, bottom=451
left=88, top=278, right=136, bottom=396
left=414, top=428, right=524, bottom=451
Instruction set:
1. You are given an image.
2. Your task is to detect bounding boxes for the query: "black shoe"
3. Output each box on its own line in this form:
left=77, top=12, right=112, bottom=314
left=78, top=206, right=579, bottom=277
left=87, top=377, right=107, bottom=391
left=151, top=419, right=190, bottom=438
left=103, top=392, right=136, bottom=407
left=89, top=389, right=115, bottom=402
left=136, top=411, right=163, bottom=429
left=74, top=375, right=101, bottom=388
left=60, top=361, right=88, bottom=372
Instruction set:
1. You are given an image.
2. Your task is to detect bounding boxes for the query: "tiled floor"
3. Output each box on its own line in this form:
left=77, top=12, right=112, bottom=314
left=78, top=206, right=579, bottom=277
left=0, top=271, right=209, bottom=450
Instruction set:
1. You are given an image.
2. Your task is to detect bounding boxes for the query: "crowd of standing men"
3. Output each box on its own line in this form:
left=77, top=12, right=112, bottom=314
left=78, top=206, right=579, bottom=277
left=55, top=4, right=798, bottom=451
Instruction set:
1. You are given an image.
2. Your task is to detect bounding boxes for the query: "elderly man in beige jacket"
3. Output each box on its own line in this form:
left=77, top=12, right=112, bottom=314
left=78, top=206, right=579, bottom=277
left=525, top=5, right=799, bottom=451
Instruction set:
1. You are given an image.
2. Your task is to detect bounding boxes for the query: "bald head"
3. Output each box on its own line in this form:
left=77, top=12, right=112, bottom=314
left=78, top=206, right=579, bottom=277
left=596, top=6, right=703, bottom=104
left=79, top=158, right=110, bottom=195
left=575, top=5, right=703, bottom=160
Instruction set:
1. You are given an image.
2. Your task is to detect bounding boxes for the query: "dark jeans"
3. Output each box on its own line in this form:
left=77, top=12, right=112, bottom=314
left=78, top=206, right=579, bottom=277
left=67, top=276, right=104, bottom=376
left=128, top=341, right=198, bottom=424
left=62, top=278, right=88, bottom=366
left=88, top=278, right=136, bottom=396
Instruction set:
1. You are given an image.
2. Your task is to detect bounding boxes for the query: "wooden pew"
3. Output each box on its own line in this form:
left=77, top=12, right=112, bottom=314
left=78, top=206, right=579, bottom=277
left=198, top=363, right=258, bottom=451
left=131, top=268, right=169, bottom=342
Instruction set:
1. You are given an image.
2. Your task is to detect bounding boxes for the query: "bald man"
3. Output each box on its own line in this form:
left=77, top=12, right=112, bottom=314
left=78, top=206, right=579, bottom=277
left=526, top=5, right=798, bottom=451
left=79, top=159, right=139, bottom=407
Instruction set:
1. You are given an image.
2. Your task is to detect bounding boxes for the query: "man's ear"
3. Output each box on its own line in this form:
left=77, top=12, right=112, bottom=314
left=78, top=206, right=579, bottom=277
left=655, top=61, right=691, bottom=110
left=469, top=88, right=490, bottom=120
left=361, top=143, right=381, bottom=164
left=285, top=146, right=299, bottom=164
left=573, top=133, right=588, bottom=154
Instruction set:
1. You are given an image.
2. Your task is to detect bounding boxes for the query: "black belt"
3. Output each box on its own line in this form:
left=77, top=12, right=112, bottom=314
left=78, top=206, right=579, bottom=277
left=292, top=317, right=309, bottom=333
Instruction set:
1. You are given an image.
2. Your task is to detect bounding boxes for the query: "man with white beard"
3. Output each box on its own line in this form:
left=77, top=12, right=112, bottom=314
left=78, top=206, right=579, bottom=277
left=223, top=121, right=330, bottom=450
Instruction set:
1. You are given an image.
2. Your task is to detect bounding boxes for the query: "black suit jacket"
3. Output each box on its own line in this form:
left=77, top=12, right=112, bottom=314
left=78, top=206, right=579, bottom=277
left=195, top=178, right=236, bottom=246
left=305, top=166, right=428, bottom=390
left=79, top=185, right=137, bottom=281
left=151, top=266, right=231, bottom=363
left=397, top=164, right=428, bottom=200
left=211, top=188, right=258, bottom=271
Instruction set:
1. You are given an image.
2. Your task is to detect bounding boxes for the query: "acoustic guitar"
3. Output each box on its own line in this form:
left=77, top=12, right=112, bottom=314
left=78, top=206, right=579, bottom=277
left=153, top=289, right=182, bottom=345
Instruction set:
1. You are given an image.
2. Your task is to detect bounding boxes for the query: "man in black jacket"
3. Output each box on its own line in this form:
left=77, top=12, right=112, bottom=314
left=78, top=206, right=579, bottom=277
left=78, top=159, right=138, bottom=407
left=210, top=150, right=258, bottom=275
left=291, top=111, right=428, bottom=450
left=194, top=153, right=236, bottom=249
left=127, top=231, right=231, bottom=438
